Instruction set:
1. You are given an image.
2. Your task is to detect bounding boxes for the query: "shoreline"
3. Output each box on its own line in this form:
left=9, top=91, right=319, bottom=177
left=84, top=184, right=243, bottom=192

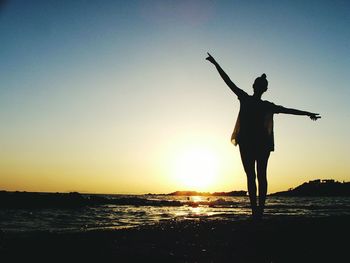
left=1, top=215, right=349, bottom=262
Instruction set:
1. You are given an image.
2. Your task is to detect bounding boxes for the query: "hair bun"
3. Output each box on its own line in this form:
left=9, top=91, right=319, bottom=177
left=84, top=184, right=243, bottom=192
left=261, top=73, right=267, bottom=79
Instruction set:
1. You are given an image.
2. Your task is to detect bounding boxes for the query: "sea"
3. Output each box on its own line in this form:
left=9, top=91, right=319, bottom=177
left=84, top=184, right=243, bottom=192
left=1, top=195, right=350, bottom=233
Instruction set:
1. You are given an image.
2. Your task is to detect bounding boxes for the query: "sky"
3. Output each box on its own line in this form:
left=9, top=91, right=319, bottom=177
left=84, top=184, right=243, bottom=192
left=0, top=0, right=349, bottom=194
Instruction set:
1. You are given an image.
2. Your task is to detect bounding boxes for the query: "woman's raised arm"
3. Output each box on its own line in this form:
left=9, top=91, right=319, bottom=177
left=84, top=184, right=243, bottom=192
left=206, top=53, right=246, bottom=98
left=277, top=106, right=321, bottom=121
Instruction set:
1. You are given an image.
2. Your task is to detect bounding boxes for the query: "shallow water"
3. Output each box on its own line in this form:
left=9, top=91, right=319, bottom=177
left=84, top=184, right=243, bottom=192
left=1, top=195, right=349, bottom=233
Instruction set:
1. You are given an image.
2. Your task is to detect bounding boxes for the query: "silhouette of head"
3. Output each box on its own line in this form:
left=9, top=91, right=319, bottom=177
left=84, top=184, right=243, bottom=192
left=253, top=74, right=268, bottom=96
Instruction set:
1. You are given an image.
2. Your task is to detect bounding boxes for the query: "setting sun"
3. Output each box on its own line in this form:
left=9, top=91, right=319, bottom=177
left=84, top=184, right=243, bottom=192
left=171, top=147, right=219, bottom=191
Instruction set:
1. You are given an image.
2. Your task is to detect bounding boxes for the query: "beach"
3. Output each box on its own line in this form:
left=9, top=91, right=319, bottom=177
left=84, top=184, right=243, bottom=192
left=1, top=215, right=349, bottom=263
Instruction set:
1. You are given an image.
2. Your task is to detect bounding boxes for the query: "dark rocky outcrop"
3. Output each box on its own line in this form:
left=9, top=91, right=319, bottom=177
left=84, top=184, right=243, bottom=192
left=271, top=179, right=350, bottom=196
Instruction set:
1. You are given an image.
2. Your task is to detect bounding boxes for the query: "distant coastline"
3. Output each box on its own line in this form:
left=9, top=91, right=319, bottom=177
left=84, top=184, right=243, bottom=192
left=165, top=190, right=247, bottom=197
left=1, top=179, right=349, bottom=209
left=152, top=179, right=350, bottom=197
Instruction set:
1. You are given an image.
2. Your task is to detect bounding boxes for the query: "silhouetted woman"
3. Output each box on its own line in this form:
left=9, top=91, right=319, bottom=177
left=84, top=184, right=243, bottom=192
left=206, top=53, right=320, bottom=219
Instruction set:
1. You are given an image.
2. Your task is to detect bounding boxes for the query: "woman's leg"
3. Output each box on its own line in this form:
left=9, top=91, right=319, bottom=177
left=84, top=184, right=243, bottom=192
left=256, top=150, right=270, bottom=216
left=239, top=145, right=257, bottom=216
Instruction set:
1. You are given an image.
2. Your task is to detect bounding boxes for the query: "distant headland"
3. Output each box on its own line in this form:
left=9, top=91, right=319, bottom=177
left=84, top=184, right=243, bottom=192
left=270, top=179, right=350, bottom=197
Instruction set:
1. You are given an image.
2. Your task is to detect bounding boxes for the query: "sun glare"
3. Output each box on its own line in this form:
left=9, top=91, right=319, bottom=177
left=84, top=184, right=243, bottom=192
left=172, top=147, right=219, bottom=191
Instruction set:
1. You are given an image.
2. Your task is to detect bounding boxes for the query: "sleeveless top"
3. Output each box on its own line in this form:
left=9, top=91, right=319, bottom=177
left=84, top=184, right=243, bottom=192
left=231, top=91, right=283, bottom=152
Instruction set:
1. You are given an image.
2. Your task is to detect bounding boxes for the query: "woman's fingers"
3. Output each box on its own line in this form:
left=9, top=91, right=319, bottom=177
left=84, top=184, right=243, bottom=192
left=310, top=113, right=321, bottom=121
left=206, top=52, right=214, bottom=60
left=206, top=52, right=215, bottom=63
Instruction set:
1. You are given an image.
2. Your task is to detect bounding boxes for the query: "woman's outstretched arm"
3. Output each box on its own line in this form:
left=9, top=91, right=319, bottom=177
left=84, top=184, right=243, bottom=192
left=206, top=52, right=246, bottom=98
left=277, top=106, right=321, bottom=121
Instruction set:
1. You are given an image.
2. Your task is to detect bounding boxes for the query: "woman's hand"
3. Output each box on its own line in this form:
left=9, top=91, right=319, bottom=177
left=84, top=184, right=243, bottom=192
left=309, top=113, right=321, bottom=121
left=206, top=52, right=217, bottom=65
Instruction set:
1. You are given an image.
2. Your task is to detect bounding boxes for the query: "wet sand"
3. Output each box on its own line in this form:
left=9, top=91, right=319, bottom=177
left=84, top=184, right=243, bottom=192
left=1, top=215, right=349, bottom=262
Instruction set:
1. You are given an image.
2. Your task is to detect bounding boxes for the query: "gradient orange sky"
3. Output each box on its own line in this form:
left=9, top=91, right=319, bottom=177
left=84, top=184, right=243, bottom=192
left=1, top=1, right=349, bottom=194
